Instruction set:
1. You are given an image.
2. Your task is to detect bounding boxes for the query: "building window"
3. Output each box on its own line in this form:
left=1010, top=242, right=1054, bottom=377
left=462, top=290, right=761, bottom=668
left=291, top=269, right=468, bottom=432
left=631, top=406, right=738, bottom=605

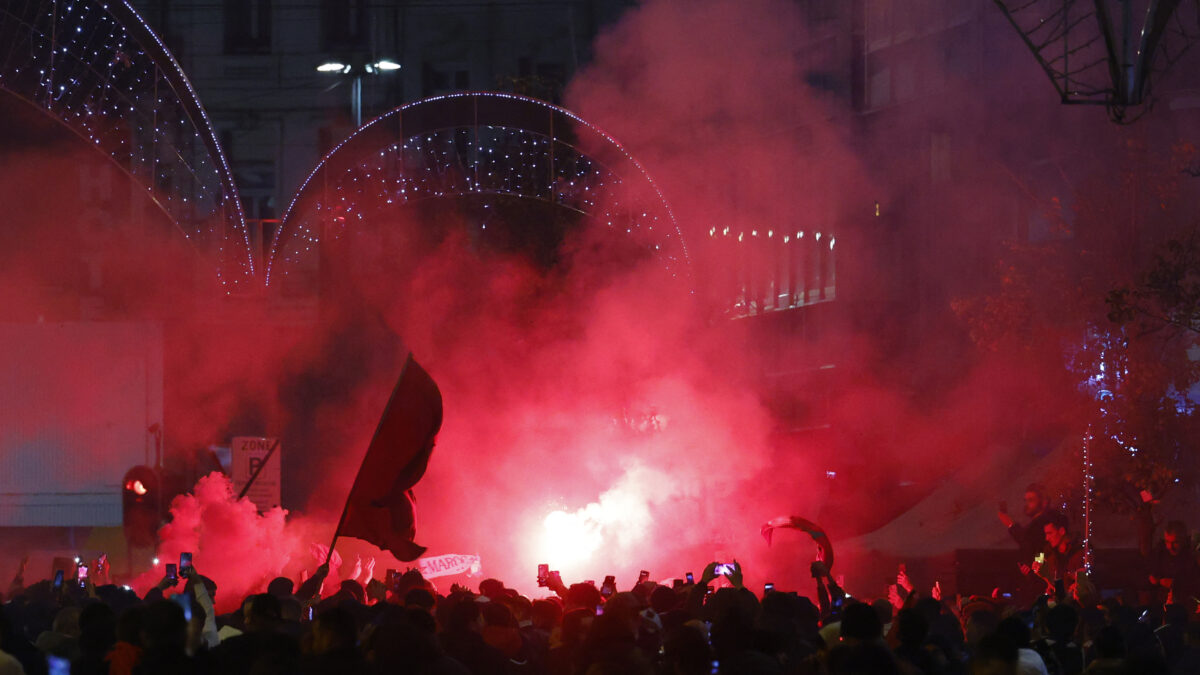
left=323, top=0, right=369, bottom=51
left=224, top=0, right=271, bottom=54
left=422, top=62, right=449, bottom=97
left=707, top=227, right=837, bottom=318
left=422, top=63, right=471, bottom=97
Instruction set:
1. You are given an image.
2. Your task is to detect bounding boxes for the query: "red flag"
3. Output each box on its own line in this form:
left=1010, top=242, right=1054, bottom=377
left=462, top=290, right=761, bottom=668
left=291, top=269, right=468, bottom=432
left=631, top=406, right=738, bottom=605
left=337, top=353, right=443, bottom=561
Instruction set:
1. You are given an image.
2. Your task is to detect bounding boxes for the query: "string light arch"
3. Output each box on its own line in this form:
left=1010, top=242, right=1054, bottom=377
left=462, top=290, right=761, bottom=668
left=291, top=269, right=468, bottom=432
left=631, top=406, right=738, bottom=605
left=268, top=92, right=689, bottom=287
left=0, top=0, right=253, bottom=290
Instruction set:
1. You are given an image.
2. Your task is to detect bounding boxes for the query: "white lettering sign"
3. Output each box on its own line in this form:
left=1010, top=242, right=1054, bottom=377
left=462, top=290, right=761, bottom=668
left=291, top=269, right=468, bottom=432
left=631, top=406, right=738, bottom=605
left=417, top=553, right=482, bottom=579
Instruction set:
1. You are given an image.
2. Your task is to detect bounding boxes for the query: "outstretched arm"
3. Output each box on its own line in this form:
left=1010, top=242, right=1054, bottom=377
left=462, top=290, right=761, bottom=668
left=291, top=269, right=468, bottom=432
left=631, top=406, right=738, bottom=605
left=296, top=563, right=330, bottom=602
left=189, top=573, right=220, bottom=649
left=763, top=516, right=834, bottom=571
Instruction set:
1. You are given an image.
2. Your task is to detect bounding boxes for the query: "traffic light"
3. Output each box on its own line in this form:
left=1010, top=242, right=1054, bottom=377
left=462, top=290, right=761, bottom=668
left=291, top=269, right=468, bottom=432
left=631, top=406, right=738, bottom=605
left=122, top=465, right=160, bottom=548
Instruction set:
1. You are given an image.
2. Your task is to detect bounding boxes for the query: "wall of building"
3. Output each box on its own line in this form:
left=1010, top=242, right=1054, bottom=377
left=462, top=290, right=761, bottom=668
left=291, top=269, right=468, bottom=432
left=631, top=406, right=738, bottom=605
left=131, top=0, right=634, bottom=232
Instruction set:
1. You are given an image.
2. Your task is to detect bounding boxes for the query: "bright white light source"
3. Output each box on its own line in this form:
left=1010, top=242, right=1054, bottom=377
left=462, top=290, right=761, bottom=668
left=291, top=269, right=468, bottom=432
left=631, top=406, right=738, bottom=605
left=541, top=510, right=601, bottom=571
left=375, top=60, right=401, bottom=71
left=317, top=62, right=347, bottom=73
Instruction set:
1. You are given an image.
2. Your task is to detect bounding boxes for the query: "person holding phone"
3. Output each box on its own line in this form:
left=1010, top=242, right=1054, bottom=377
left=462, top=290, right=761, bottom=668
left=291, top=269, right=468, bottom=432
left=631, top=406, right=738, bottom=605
left=600, top=575, right=617, bottom=598
left=144, top=561, right=184, bottom=603
left=998, top=483, right=1063, bottom=561
left=1026, top=513, right=1084, bottom=597
left=697, top=560, right=744, bottom=589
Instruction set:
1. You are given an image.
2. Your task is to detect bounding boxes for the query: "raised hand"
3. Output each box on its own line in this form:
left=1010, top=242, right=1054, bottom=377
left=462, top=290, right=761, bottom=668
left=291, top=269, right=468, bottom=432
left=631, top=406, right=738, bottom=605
left=310, top=543, right=329, bottom=564
left=727, top=560, right=744, bottom=588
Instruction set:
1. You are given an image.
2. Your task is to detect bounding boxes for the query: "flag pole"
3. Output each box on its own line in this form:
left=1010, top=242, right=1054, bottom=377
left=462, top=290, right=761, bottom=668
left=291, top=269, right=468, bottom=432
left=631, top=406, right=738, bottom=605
left=326, top=353, right=414, bottom=566
left=325, top=496, right=352, bottom=566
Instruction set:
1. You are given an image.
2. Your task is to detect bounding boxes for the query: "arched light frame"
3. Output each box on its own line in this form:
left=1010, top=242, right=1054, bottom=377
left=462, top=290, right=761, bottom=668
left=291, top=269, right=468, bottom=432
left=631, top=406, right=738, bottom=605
left=0, top=0, right=253, bottom=290
left=269, top=91, right=690, bottom=286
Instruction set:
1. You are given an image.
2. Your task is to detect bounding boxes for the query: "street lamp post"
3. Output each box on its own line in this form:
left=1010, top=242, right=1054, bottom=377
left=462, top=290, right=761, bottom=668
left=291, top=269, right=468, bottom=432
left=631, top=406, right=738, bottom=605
left=316, top=59, right=401, bottom=128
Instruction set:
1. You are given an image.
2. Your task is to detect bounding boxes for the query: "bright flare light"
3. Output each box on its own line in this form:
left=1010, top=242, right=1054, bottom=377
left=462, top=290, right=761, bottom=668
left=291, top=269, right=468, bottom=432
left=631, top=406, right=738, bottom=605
left=375, top=60, right=402, bottom=71
left=540, top=509, right=602, bottom=572
left=317, top=62, right=348, bottom=73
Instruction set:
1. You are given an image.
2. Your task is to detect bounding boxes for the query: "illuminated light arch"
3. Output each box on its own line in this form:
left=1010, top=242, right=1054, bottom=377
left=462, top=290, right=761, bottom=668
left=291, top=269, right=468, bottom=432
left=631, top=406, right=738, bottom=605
left=0, top=0, right=253, bottom=289
left=268, top=92, right=689, bottom=286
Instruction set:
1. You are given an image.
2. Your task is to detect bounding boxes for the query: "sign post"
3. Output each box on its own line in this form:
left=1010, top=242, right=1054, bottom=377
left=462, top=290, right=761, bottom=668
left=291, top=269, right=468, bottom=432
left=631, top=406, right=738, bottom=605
left=231, top=437, right=281, bottom=511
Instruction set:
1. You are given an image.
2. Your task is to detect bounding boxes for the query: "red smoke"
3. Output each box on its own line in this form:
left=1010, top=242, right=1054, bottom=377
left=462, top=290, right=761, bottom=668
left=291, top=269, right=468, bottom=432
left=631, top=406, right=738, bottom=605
left=4, top=0, right=1192, bottom=604
left=134, top=473, right=301, bottom=612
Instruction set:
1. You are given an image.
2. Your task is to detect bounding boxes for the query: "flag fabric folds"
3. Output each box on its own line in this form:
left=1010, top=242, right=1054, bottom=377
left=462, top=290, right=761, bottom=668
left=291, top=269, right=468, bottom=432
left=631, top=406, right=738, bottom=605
left=338, top=353, right=443, bottom=561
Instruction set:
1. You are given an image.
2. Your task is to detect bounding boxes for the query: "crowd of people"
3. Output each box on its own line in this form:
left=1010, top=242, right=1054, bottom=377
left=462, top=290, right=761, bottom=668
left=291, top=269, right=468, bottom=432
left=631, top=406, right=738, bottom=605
left=0, top=485, right=1194, bottom=675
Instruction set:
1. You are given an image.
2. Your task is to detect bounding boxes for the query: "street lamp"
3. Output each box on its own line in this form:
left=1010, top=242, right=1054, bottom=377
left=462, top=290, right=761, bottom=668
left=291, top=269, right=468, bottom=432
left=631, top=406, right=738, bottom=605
left=316, top=59, right=402, bottom=127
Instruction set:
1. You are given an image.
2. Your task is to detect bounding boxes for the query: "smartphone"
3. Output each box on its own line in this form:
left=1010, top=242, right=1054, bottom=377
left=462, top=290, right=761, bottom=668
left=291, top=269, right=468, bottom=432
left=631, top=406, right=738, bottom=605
left=601, top=575, right=617, bottom=598
left=179, top=552, right=193, bottom=577
left=47, top=655, right=70, bottom=675
left=1034, top=552, right=1046, bottom=565
left=306, top=605, right=314, bottom=621
left=537, top=564, right=549, bottom=587
left=386, top=568, right=397, bottom=584
left=686, top=572, right=694, bottom=584
left=166, top=563, right=179, bottom=583
left=764, top=582, right=775, bottom=594
left=714, top=563, right=735, bottom=576
left=52, top=570, right=64, bottom=591
left=638, top=570, right=650, bottom=584
left=77, top=563, right=89, bottom=587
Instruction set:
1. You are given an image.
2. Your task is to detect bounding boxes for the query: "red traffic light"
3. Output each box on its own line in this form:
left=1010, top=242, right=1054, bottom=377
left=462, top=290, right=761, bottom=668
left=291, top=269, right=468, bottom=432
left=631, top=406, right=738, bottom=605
left=122, top=465, right=160, bottom=548
left=124, top=479, right=148, bottom=496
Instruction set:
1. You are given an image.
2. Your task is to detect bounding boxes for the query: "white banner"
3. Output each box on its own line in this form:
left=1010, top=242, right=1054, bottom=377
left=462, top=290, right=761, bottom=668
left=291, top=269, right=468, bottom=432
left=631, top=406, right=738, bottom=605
left=417, top=553, right=481, bottom=579
left=231, top=437, right=281, bottom=512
